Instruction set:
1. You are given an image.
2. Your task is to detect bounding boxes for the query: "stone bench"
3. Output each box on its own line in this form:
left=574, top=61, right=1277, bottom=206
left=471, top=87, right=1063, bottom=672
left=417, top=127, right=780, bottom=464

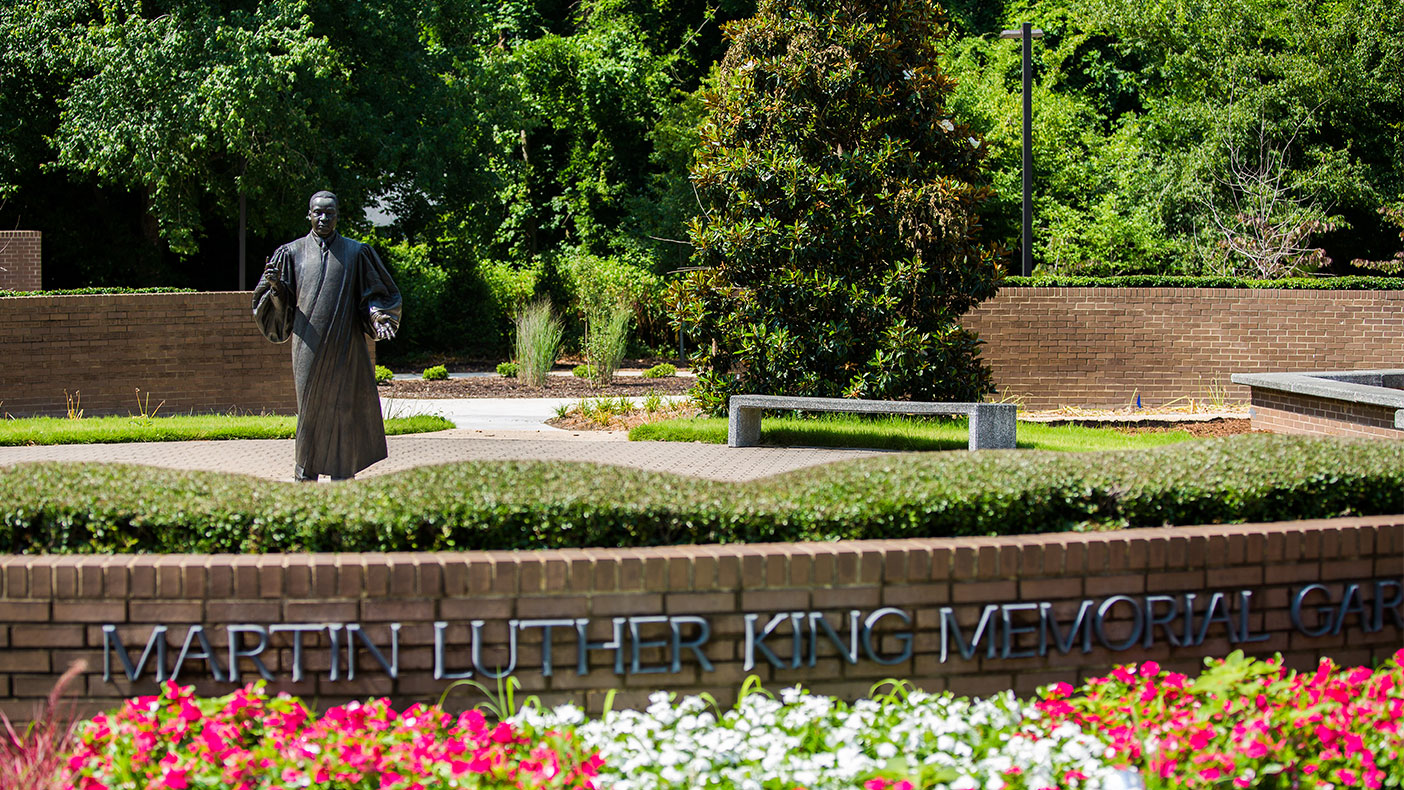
left=727, top=395, right=1017, bottom=450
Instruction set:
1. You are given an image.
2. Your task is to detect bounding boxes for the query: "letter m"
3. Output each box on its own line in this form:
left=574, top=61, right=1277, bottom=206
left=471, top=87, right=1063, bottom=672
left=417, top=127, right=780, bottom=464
left=940, top=606, right=999, bottom=662
left=103, top=625, right=169, bottom=682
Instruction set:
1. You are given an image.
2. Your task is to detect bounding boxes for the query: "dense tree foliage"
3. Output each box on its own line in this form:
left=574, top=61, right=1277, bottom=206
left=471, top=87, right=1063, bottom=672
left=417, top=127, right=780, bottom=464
left=673, top=0, right=1003, bottom=412
left=948, top=0, right=1404, bottom=274
left=2, top=0, right=1401, bottom=357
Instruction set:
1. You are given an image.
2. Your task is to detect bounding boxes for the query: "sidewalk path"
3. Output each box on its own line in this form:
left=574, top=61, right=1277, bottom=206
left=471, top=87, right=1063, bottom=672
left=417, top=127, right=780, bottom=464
left=0, top=398, right=887, bottom=482
left=0, top=431, right=884, bottom=482
left=382, top=396, right=578, bottom=432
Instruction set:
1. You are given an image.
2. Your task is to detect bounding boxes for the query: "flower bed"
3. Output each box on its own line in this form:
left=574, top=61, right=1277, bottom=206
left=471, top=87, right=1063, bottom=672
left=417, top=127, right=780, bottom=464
left=52, top=650, right=1404, bottom=790
left=1039, top=649, right=1404, bottom=789
left=515, top=683, right=1124, bottom=790
left=64, top=684, right=601, bottom=790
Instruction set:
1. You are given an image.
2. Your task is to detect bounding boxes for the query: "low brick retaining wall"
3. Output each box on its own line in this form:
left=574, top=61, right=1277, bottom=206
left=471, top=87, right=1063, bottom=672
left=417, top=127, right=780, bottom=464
left=1, top=517, right=1399, bottom=723
left=0, top=292, right=294, bottom=418
left=1233, top=370, right=1404, bottom=438
left=4, top=287, right=1402, bottom=415
left=1249, top=388, right=1403, bottom=438
left=963, top=287, right=1404, bottom=410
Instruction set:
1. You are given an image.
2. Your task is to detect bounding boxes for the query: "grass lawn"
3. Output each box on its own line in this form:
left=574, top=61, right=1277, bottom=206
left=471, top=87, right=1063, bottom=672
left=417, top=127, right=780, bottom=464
left=628, top=413, right=1195, bottom=452
left=0, top=414, right=455, bottom=446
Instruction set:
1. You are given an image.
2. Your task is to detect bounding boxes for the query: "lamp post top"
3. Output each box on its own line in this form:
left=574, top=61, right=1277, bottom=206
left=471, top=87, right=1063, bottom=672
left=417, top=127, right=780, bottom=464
left=999, top=27, right=1044, bottom=39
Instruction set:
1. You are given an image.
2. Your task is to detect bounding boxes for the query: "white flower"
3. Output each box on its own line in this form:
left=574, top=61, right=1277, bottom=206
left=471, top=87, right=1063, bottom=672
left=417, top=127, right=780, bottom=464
left=969, top=136, right=981, bottom=148
left=939, top=119, right=955, bottom=132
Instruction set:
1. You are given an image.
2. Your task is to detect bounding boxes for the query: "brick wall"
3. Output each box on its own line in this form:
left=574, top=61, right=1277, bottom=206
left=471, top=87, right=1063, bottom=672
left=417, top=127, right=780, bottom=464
left=0, top=292, right=295, bottom=417
left=1249, top=388, right=1404, bottom=438
left=3, top=287, right=1401, bottom=416
left=1, top=517, right=1398, bottom=724
left=0, top=231, right=41, bottom=291
left=962, top=288, right=1404, bottom=410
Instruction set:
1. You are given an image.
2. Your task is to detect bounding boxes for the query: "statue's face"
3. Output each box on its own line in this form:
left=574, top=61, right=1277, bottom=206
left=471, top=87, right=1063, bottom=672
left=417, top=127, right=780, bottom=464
left=308, top=197, right=339, bottom=237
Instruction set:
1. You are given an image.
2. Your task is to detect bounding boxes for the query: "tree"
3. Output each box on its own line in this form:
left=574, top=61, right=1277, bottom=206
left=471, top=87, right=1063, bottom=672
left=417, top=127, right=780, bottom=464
left=1, top=0, right=498, bottom=288
left=672, top=0, right=1004, bottom=414
left=942, top=0, right=1404, bottom=275
left=51, top=0, right=337, bottom=257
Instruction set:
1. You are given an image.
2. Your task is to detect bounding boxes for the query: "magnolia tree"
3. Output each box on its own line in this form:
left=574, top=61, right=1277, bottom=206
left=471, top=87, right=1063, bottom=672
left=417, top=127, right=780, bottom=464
left=671, top=0, right=1005, bottom=414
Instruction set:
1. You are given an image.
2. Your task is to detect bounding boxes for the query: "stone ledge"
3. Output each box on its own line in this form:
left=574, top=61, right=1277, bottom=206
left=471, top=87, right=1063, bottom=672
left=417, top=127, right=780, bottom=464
left=1231, top=369, right=1404, bottom=411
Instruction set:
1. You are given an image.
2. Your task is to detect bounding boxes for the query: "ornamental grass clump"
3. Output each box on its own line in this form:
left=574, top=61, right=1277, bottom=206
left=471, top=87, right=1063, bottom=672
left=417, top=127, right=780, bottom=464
left=66, top=681, right=602, bottom=790
left=582, top=303, right=631, bottom=386
left=514, top=299, right=564, bottom=387
left=1036, top=648, right=1404, bottom=789
left=1, top=661, right=85, bottom=790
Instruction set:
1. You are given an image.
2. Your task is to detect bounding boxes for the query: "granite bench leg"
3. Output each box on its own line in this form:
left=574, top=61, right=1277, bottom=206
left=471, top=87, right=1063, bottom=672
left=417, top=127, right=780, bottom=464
left=729, top=405, right=763, bottom=447
left=968, top=403, right=1017, bottom=450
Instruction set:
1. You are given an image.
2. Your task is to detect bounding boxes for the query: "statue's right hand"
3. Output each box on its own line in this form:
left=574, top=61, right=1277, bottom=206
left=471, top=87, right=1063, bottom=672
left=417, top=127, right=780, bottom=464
left=261, top=254, right=289, bottom=297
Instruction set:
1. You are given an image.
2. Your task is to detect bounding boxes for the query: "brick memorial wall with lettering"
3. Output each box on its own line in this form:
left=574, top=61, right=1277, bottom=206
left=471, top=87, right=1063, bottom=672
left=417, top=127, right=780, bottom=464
left=0, top=517, right=1399, bottom=724
left=0, top=292, right=295, bottom=417
left=962, top=287, right=1404, bottom=410
left=0, top=231, right=41, bottom=292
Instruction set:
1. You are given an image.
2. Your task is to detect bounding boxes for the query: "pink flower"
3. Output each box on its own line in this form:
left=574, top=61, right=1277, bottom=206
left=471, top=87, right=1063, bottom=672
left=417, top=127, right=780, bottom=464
left=491, top=722, right=516, bottom=744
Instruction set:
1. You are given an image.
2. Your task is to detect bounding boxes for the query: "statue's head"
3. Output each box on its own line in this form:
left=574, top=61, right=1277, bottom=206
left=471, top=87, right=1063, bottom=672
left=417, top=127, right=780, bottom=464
left=308, top=191, right=338, bottom=238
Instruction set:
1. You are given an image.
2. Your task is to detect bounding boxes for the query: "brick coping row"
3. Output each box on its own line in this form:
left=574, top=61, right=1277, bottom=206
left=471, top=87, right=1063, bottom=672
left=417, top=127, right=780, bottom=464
left=3, top=516, right=1398, bottom=602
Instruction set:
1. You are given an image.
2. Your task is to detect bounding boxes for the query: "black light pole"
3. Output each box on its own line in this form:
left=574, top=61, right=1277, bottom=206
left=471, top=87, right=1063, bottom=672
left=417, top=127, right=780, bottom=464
left=238, top=188, right=247, bottom=290
left=1000, top=23, right=1043, bottom=277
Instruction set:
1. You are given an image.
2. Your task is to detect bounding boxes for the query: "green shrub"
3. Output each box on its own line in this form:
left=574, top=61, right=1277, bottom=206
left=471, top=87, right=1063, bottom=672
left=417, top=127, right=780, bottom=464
left=0, top=287, right=196, bottom=298
left=559, top=249, right=667, bottom=348
left=422, top=365, right=449, bottom=381
left=513, top=299, right=564, bottom=387
left=374, top=241, right=508, bottom=361
left=479, top=258, right=544, bottom=314
left=374, top=365, right=394, bottom=385
left=496, top=362, right=519, bottom=377
left=572, top=364, right=595, bottom=379
left=1004, top=274, right=1404, bottom=289
left=642, top=363, right=677, bottom=378
left=2, top=435, right=1402, bottom=554
left=673, top=0, right=1003, bottom=414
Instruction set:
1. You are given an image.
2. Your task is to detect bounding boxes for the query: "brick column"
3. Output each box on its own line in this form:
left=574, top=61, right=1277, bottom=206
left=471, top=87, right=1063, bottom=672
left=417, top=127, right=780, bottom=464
left=0, top=231, right=41, bottom=292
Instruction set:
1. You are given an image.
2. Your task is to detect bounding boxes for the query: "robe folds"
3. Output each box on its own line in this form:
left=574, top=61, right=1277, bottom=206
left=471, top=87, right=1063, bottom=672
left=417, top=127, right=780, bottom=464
left=253, top=232, right=402, bottom=479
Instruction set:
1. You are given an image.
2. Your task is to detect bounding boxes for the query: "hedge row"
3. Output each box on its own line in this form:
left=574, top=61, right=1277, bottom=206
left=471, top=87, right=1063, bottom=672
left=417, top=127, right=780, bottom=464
left=2, top=435, right=1401, bottom=554
left=1003, top=275, right=1404, bottom=289
left=0, top=287, right=197, bottom=298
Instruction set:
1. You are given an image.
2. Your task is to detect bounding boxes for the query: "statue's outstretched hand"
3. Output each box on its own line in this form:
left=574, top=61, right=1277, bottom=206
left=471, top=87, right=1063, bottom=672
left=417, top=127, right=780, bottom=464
left=261, top=255, right=289, bottom=298
left=372, top=312, right=397, bottom=340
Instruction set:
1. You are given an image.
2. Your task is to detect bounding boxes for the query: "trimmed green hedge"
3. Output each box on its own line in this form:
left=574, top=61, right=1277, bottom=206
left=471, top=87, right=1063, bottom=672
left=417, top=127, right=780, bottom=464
left=0, top=287, right=197, bottom=298
left=1, top=435, right=1400, bottom=553
left=1003, top=275, right=1403, bottom=290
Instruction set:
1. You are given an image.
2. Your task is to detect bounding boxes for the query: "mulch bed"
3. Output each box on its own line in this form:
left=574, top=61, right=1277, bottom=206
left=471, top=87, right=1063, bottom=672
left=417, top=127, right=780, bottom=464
left=381, top=371, right=1255, bottom=438
left=1079, top=418, right=1255, bottom=438
left=381, top=374, right=693, bottom=400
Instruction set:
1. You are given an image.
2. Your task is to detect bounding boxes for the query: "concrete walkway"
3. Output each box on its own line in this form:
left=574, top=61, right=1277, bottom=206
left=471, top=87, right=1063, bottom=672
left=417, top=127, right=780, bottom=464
left=0, top=398, right=887, bottom=482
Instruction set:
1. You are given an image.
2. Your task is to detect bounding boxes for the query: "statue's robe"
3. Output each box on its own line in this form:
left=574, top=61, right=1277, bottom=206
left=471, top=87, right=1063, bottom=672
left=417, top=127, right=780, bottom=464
left=253, top=232, right=402, bottom=479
